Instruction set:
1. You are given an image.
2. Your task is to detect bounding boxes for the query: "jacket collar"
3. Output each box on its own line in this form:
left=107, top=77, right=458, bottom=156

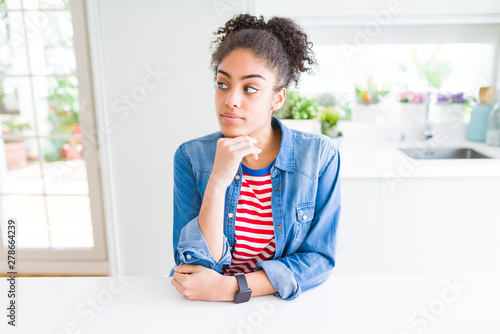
left=271, top=116, right=295, bottom=173
left=220, top=116, right=295, bottom=173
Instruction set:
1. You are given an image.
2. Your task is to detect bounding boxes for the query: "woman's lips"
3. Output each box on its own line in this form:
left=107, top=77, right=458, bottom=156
left=221, top=114, right=244, bottom=124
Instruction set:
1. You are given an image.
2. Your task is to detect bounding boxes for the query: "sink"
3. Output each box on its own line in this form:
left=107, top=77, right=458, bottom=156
left=399, top=147, right=491, bottom=159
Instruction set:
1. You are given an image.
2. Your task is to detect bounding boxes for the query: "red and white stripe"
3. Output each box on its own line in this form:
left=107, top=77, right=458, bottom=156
left=224, top=172, right=276, bottom=275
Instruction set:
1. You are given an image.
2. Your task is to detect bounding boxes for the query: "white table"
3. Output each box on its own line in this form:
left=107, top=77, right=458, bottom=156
left=1, top=274, right=499, bottom=334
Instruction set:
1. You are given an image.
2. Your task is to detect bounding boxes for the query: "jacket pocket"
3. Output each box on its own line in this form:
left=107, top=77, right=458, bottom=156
left=293, top=202, right=315, bottom=242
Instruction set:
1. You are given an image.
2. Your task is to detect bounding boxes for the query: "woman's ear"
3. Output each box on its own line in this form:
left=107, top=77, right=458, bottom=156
left=272, top=87, right=287, bottom=110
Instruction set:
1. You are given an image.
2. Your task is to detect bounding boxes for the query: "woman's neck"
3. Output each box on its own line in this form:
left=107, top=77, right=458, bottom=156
left=241, top=127, right=281, bottom=169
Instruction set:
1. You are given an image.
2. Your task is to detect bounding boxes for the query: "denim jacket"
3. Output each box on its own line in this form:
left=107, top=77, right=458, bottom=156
left=170, top=116, right=341, bottom=301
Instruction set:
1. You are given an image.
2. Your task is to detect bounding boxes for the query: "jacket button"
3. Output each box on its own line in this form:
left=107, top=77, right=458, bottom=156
left=186, top=254, right=192, bottom=259
left=302, top=215, right=307, bottom=220
left=228, top=212, right=234, bottom=218
left=277, top=224, right=283, bottom=229
left=275, top=187, right=280, bottom=192
left=235, top=175, right=240, bottom=180
left=273, top=168, right=276, bottom=172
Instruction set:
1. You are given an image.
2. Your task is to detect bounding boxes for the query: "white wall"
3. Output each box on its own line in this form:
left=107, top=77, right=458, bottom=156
left=254, top=0, right=500, bottom=17
left=89, top=0, right=500, bottom=276
left=90, top=0, right=252, bottom=275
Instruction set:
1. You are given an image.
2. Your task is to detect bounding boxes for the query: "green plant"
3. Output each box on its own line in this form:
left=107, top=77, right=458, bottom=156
left=2, top=119, right=31, bottom=133
left=320, top=109, right=342, bottom=138
left=42, top=77, right=80, bottom=162
left=0, top=77, right=4, bottom=103
left=321, top=108, right=339, bottom=125
left=355, top=83, right=389, bottom=104
left=276, top=90, right=323, bottom=120
left=47, top=77, right=79, bottom=134
left=2, top=118, right=30, bottom=143
left=410, top=45, right=452, bottom=90
left=315, top=92, right=336, bottom=107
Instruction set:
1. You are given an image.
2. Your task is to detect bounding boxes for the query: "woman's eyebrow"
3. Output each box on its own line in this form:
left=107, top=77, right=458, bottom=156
left=217, top=69, right=266, bottom=81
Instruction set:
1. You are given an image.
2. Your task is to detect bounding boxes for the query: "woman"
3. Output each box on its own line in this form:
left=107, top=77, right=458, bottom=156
left=170, top=14, right=341, bottom=302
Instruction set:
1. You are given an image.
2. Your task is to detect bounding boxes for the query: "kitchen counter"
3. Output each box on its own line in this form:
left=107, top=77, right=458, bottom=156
left=334, top=123, right=500, bottom=276
left=340, top=140, right=500, bottom=179
left=1, top=274, right=499, bottom=333
left=336, top=121, right=500, bottom=179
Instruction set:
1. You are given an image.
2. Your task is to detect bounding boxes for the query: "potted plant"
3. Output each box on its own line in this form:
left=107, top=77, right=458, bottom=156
left=351, top=80, right=389, bottom=122
left=397, top=90, right=426, bottom=122
left=61, top=124, right=83, bottom=160
left=0, top=77, right=20, bottom=115
left=435, top=92, right=470, bottom=123
left=275, top=90, right=322, bottom=133
left=2, top=119, right=31, bottom=170
left=320, top=109, right=343, bottom=148
left=46, top=77, right=81, bottom=161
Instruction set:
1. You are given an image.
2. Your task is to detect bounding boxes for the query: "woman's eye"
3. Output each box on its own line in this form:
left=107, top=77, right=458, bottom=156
left=216, top=82, right=257, bottom=94
left=245, top=86, right=258, bottom=94
left=217, top=81, right=227, bottom=89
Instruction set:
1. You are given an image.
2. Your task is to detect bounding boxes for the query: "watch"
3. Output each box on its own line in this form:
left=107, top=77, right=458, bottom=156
left=233, top=273, right=252, bottom=304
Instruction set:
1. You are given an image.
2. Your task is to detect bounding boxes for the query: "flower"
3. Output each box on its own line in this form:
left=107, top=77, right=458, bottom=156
left=436, top=92, right=467, bottom=104
left=355, top=83, right=389, bottom=104
left=437, top=93, right=450, bottom=103
left=399, top=91, right=425, bottom=103
left=451, top=92, right=466, bottom=103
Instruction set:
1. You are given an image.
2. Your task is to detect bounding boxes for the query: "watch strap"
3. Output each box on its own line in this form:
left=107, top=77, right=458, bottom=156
left=234, top=273, right=249, bottom=291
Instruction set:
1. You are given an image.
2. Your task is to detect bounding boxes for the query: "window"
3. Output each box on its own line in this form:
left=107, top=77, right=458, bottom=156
left=0, top=0, right=107, bottom=274
left=295, top=22, right=500, bottom=123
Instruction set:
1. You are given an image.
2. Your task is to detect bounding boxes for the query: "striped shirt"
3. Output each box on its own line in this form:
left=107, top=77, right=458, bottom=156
left=224, top=161, right=276, bottom=275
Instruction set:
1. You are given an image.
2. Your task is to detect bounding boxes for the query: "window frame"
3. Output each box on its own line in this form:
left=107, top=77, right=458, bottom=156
left=301, top=21, right=500, bottom=90
left=0, top=0, right=109, bottom=275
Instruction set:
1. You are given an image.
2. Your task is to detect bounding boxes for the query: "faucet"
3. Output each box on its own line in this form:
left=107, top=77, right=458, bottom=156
left=423, top=90, right=433, bottom=141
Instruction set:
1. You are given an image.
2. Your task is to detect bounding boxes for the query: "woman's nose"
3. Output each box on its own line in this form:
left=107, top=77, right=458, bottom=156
left=225, top=89, right=242, bottom=108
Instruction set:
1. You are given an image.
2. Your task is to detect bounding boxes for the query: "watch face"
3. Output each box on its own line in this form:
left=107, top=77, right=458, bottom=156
left=234, top=290, right=252, bottom=304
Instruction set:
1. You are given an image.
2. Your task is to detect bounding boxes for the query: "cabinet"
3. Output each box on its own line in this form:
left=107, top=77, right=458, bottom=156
left=377, top=178, right=500, bottom=274
left=334, top=179, right=379, bottom=274
left=337, top=177, right=500, bottom=275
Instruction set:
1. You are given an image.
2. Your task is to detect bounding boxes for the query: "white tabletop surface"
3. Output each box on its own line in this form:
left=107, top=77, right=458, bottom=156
left=1, top=274, right=499, bottom=334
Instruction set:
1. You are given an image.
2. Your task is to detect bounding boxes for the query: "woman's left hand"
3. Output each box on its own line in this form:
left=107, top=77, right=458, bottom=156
left=171, top=264, right=236, bottom=301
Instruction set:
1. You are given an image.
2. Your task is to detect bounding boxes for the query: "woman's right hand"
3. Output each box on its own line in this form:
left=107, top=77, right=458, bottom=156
left=208, top=135, right=261, bottom=191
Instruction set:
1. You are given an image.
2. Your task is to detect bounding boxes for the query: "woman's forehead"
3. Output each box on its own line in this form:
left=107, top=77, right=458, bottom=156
left=217, top=49, right=273, bottom=78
